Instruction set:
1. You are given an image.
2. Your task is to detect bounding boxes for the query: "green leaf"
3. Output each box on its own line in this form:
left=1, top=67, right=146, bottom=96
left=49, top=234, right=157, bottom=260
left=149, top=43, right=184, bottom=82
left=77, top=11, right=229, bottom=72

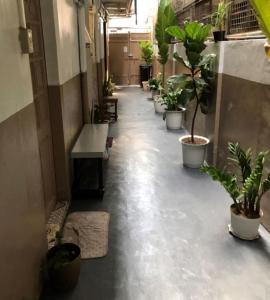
left=173, top=53, right=191, bottom=69
left=166, top=26, right=186, bottom=41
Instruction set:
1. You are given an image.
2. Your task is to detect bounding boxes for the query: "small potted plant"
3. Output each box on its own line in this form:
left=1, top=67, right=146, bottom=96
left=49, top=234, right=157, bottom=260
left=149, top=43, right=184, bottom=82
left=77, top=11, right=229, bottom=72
left=161, top=81, right=186, bottom=130
left=201, top=142, right=270, bottom=240
left=166, top=21, right=215, bottom=168
left=103, top=75, right=114, bottom=96
left=139, top=41, right=154, bottom=89
left=211, top=1, right=231, bottom=42
left=148, top=74, right=161, bottom=99
left=46, top=232, right=81, bottom=291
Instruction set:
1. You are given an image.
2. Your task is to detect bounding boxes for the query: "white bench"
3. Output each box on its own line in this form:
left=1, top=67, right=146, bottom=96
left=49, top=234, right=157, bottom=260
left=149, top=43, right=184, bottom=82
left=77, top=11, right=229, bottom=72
left=71, top=124, right=109, bottom=197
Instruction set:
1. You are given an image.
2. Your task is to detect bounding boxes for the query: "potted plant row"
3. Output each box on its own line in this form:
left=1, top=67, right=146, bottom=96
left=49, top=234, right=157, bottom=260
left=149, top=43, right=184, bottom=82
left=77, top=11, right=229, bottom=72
left=202, top=142, right=270, bottom=240
left=166, top=21, right=216, bottom=168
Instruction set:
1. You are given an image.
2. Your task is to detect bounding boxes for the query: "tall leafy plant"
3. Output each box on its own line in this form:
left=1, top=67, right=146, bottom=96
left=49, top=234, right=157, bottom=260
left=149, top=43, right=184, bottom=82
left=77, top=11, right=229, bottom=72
left=201, top=143, right=270, bottom=219
left=250, top=0, right=270, bottom=40
left=155, top=0, right=177, bottom=90
left=166, top=21, right=215, bottom=143
left=139, top=41, right=154, bottom=65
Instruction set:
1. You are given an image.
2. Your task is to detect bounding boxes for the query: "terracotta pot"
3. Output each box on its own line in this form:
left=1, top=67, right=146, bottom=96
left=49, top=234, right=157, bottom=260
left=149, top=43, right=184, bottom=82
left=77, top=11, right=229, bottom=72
left=230, top=205, right=262, bottom=240
left=179, top=135, right=209, bottom=168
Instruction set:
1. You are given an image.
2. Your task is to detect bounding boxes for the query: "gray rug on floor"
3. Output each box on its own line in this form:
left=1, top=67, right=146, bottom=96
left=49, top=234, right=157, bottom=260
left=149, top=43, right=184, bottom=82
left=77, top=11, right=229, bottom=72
left=63, top=211, right=110, bottom=259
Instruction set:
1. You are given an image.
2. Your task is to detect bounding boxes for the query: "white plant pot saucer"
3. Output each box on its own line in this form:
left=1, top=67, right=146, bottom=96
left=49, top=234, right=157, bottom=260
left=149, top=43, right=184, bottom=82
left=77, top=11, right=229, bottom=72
left=228, top=224, right=260, bottom=240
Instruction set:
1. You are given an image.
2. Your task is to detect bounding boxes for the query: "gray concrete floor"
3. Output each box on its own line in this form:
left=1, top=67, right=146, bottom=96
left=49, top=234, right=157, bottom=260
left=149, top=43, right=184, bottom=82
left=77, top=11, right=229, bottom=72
left=42, top=87, right=270, bottom=300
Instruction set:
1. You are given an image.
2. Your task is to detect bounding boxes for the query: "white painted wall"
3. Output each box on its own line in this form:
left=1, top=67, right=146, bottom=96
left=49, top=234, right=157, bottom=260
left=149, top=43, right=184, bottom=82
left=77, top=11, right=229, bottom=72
left=41, top=0, right=81, bottom=86
left=0, top=0, right=33, bottom=123
left=174, top=40, right=270, bottom=84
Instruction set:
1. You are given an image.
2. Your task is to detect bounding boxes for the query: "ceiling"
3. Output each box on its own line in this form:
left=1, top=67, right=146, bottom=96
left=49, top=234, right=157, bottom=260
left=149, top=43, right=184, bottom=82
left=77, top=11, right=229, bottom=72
left=101, top=0, right=134, bottom=17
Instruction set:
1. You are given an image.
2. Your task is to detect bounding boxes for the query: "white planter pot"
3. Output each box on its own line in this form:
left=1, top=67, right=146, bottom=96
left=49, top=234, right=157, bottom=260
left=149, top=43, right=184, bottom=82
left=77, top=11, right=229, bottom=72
left=154, top=96, right=166, bottom=113
left=179, top=135, right=209, bottom=168
left=151, top=89, right=159, bottom=99
left=165, top=109, right=186, bottom=130
left=142, top=81, right=149, bottom=92
left=230, top=206, right=262, bottom=240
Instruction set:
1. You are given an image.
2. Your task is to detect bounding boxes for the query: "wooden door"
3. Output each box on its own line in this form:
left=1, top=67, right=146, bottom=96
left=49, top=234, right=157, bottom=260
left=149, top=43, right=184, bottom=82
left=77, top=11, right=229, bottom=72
left=24, top=0, right=57, bottom=218
left=109, top=32, right=151, bottom=85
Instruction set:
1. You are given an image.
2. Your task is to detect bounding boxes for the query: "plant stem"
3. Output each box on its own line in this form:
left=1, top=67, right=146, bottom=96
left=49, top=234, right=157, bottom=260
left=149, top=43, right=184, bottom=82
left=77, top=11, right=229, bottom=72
left=191, top=72, right=200, bottom=143
left=162, top=64, right=165, bottom=93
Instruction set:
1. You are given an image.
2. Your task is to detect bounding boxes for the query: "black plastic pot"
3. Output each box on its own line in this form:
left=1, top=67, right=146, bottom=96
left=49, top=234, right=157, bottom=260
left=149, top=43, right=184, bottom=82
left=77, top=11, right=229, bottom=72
left=139, top=65, right=152, bottom=87
left=213, top=31, right=226, bottom=42
left=47, top=243, right=81, bottom=291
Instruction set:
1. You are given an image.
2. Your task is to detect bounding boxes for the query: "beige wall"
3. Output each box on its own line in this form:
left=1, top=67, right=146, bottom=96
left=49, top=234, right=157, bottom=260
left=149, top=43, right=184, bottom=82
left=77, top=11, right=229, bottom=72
left=42, top=0, right=85, bottom=202
left=0, top=1, right=47, bottom=299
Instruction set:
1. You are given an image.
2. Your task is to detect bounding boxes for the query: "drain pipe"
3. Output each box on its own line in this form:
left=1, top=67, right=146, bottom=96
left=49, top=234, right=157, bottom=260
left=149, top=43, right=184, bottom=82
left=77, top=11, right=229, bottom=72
left=74, top=0, right=91, bottom=123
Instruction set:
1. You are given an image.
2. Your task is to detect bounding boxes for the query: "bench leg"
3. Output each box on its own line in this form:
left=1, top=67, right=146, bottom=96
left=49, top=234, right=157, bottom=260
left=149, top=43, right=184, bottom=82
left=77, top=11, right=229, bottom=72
left=98, top=158, right=104, bottom=195
left=115, top=102, right=118, bottom=121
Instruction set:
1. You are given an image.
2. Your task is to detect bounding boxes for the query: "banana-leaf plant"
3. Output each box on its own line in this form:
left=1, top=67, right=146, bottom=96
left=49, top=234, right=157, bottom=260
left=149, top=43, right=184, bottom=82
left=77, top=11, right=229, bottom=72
left=201, top=142, right=270, bottom=219
left=155, top=0, right=177, bottom=90
left=250, top=0, right=270, bottom=40
left=166, top=21, right=215, bottom=143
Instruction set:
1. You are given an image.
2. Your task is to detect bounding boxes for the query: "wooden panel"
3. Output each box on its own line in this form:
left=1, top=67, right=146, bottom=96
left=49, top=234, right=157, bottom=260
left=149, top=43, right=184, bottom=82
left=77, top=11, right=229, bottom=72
left=25, top=0, right=57, bottom=218
left=109, top=32, right=151, bottom=85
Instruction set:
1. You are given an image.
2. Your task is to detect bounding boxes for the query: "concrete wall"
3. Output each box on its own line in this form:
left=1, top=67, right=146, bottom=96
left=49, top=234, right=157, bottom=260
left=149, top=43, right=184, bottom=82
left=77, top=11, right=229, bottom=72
left=41, top=0, right=84, bottom=202
left=0, top=1, right=47, bottom=299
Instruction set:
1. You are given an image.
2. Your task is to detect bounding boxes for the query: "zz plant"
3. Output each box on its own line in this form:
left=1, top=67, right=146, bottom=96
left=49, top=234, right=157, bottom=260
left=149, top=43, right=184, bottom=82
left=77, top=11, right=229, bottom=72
left=201, top=142, right=270, bottom=219
left=166, top=21, right=215, bottom=143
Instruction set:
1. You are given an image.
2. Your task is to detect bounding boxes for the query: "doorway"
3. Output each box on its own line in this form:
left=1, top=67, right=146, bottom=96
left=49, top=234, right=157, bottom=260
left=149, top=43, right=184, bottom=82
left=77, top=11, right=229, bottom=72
left=24, top=0, right=57, bottom=218
left=109, top=32, right=151, bottom=85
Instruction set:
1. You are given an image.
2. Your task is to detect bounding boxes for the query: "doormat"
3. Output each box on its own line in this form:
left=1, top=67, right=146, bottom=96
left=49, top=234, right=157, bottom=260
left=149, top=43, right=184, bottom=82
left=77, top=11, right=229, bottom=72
left=63, top=211, right=110, bottom=259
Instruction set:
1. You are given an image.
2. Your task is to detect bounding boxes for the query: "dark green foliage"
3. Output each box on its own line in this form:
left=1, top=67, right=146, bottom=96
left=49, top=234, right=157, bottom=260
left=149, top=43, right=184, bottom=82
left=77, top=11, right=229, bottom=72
left=160, top=81, right=187, bottom=111
left=201, top=142, right=270, bottom=218
left=155, top=0, right=177, bottom=88
left=139, top=41, right=154, bottom=65
left=103, top=76, right=114, bottom=97
left=148, top=77, right=161, bottom=91
left=166, top=21, right=215, bottom=143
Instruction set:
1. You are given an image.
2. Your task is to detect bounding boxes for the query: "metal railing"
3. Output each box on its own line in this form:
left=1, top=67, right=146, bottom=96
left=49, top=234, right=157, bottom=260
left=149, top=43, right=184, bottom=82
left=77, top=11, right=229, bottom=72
left=228, top=0, right=259, bottom=34
left=174, top=0, right=260, bottom=35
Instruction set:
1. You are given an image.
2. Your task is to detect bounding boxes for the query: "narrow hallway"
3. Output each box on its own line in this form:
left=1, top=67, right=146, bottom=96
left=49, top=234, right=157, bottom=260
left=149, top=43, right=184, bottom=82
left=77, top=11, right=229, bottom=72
left=44, top=87, right=270, bottom=300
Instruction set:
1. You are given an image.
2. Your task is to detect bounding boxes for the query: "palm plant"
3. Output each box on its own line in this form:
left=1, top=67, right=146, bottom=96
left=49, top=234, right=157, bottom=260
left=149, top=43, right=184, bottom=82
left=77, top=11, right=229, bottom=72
left=166, top=21, right=215, bottom=143
left=155, top=0, right=177, bottom=90
left=211, top=1, right=231, bottom=32
left=201, top=142, right=270, bottom=219
left=139, top=41, right=154, bottom=65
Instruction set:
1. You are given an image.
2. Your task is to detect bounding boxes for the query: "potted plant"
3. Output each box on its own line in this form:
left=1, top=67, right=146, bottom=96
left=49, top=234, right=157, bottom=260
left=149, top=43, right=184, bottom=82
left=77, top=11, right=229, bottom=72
left=166, top=21, right=215, bottom=168
left=103, top=75, right=114, bottom=96
left=154, top=0, right=177, bottom=111
left=250, top=0, right=270, bottom=58
left=201, top=142, right=270, bottom=240
left=139, top=41, right=154, bottom=88
left=211, top=1, right=231, bottom=42
left=46, top=232, right=81, bottom=291
left=148, top=74, right=161, bottom=99
left=161, top=81, right=186, bottom=130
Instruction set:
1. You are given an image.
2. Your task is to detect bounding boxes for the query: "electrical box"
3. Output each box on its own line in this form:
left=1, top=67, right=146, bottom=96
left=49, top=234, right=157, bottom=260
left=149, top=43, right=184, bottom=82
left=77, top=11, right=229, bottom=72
left=19, top=28, right=34, bottom=54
